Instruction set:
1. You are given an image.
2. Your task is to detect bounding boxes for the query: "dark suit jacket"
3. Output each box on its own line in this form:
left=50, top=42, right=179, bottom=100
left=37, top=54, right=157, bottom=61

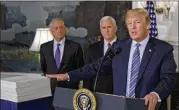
left=40, top=38, right=84, bottom=93
left=68, top=37, right=177, bottom=109
left=83, top=40, right=113, bottom=94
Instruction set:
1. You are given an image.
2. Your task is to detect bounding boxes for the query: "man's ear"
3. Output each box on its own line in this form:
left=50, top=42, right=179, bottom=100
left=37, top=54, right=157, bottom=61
left=64, top=26, right=68, bottom=35
left=115, top=25, right=118, bottom=32
left=49, top=29, right=54, bottom=37
left=146, top=24, right=150, bottom=30
left=49, top=28, right=52, bottom=33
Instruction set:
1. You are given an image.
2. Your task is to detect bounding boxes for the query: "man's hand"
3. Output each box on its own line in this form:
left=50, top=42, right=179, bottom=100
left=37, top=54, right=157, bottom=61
left=56, top=73, right=69, bottom=81
left=45, top=74, right=58, bottom=78
left=46, top=73, right=69, bottom=81
left=144, top=93, right=158, bottom=110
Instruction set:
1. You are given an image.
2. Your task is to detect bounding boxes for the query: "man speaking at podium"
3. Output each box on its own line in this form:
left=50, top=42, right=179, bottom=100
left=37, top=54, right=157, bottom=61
left=46, top=8, right=177, bottom=110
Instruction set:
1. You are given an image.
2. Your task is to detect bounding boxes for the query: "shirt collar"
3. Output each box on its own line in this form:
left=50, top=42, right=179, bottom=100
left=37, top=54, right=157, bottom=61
left=54, top=37, right=66, bottom=46
left=104, top=37, right=117, bottom=46
left=131, top=35, right=149, bottom=47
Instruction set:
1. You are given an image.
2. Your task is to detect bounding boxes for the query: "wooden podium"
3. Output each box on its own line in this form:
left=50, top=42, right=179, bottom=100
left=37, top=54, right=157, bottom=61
left=53, top=87, right=160, bottom=110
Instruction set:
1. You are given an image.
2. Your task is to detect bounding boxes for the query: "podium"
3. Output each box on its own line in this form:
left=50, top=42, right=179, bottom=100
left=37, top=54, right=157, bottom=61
left=53, top=87, right=160, bottom=110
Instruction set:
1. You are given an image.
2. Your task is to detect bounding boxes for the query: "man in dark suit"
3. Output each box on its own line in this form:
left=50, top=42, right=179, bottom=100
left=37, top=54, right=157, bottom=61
left=40, top=18, right=84, bottom=110
left=83, top=16, right=118, bottom=94
left=46, top=9, right=177, bottom=110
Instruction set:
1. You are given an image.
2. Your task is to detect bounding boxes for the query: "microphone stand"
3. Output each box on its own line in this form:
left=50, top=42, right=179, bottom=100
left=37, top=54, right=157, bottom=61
left=93, top=48, right=114, bottom=92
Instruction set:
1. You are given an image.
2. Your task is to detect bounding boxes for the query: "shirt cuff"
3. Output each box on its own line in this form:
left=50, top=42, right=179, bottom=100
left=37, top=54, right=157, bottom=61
left=151, top=92, right=161, bottom=102
left=67, top=73, right=70, bottom=81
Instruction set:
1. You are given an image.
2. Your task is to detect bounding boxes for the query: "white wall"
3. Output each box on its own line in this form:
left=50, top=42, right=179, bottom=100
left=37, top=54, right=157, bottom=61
left=132, top=1, right=179, bottom=71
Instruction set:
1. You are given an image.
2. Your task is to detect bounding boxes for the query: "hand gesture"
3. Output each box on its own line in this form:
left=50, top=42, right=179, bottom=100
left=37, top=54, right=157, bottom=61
left=144, top=93, right=159, bottom=110
left=45, top=73, right=68, bottom=81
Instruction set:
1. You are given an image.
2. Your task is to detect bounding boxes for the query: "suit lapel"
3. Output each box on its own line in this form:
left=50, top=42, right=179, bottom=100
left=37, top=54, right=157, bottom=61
left=122, top=39, right=132, bottom=94
left=49, top=41, right=58, bottom=70
left=114, top=38, right=131, bottom=95
left=123, top=39, right=132, bottom=75
left=59, top=39, right=70, bottom=70
left=99, top=40, right=104, bottom=57
left=136, top=38, right=155, bottom=85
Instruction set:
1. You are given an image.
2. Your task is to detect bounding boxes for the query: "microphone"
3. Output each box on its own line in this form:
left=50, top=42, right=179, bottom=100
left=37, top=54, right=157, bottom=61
left=104, top=47, right=122, bottom=59
left=93, top=47, right=122, bottom=92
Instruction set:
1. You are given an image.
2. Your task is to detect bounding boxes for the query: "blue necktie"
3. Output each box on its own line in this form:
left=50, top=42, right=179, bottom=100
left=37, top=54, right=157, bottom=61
left=129, top=43, right=141, bottom=98
left=55, top=43, right=61, bottom=69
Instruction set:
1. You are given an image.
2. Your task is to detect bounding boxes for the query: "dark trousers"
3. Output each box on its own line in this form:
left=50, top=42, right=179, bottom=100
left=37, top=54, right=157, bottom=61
left=49, top=78, right=58, bottom=110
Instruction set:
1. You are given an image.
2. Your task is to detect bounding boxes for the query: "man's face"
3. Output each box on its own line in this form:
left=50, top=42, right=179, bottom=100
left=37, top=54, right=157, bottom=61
left=100, top=19, right=117, bottom=42
left=126, top=14, right=149, bottom=42
left=50, top=20, right=66, bottom=41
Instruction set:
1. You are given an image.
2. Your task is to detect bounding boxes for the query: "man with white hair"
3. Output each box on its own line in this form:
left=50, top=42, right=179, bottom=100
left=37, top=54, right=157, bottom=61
left=83, top=16, right=118, bottom=94
left=40, top=18, right=84, bottom=110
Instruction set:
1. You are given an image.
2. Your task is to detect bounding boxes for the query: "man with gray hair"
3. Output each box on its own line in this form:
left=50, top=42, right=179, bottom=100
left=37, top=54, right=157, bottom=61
left=83, top=16, right=118, bottom=94
left=40, top=18, right=84, bottom=110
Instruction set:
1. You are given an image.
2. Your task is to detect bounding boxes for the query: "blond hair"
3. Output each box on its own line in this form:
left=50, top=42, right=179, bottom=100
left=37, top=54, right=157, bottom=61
left=125, top=8, right=150, bottom=28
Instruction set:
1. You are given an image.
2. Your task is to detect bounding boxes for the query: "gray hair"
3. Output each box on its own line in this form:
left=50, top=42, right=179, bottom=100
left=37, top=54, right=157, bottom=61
left=49, top=18, right=65, bottom=29
left=100, top=16, right=117, bottom=28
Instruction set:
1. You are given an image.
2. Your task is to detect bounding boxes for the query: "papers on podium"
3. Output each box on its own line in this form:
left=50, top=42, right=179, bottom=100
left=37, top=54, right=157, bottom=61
left=0, top=72, right=52, bottom=103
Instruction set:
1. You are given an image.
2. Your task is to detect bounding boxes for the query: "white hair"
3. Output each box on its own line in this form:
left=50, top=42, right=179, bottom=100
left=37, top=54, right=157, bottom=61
left=49, top=18, right=64, bottom=29
left=100, top=16, right=117, bottom=27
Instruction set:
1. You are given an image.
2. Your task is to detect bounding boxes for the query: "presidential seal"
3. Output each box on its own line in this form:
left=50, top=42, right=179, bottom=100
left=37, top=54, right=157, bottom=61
left=73, top=88, right=96, bottom=110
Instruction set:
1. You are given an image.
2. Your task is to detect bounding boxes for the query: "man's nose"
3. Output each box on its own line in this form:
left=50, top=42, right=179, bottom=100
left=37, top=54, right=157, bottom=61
left=106, top=28, right=110, bottom=32
left=131, top=22, right=136, bottom=29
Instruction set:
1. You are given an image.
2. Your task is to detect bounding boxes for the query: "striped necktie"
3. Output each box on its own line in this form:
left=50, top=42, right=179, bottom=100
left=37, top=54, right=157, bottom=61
left=129, top=43, right=141, bottom=98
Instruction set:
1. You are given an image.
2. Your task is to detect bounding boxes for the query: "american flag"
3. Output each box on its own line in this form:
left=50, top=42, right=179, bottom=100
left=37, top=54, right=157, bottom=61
left=146, top=1, right=158, bottom=38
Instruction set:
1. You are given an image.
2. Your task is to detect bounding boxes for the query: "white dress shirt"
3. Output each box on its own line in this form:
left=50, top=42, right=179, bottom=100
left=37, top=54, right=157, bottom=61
left=103, top=38, right=117, bottom=55
left=126, top=36, right=149, bottom=97
left=53, top=37, right=65, bottom=62
left=125, top=36, right=161, bottom=102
